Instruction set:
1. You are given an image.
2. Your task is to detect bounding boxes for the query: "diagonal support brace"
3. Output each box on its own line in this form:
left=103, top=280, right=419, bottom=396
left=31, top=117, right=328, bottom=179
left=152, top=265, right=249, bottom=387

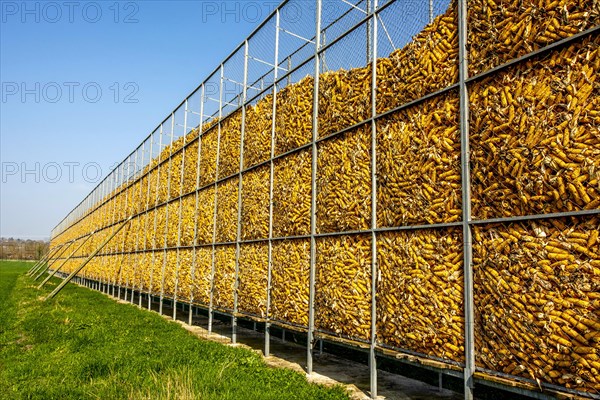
left=44, top=217, right=132, bottom=301
left=27, top=244, right=64, bottom=276
left=38, top=232, right=96, bottom=287
left=31, top=241, right=75, bottom=280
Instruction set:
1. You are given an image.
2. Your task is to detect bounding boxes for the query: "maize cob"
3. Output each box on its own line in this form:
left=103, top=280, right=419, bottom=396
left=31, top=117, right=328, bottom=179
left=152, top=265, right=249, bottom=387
left=270, top=239, right=310, bottom=326
left=377, top=92, right=462, bottom=226
left=377, top=229, right=464, bottom=362
left=241, top=165, right=270, bottom=240
left=316, top=234, right=371, bottom=340
left=213, top=245, right=236, bottom=310
left=474, top=217, right=600, bottom=392
left=238, top=242, right=269, bottom=317
left=317, top=126, right=371, bottom=233
left=244, top=95, right=274, bottom=168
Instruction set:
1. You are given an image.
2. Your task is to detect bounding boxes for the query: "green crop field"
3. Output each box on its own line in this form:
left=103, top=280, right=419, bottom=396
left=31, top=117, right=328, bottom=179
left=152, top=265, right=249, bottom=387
left=0, top=260, right=347, bottom=400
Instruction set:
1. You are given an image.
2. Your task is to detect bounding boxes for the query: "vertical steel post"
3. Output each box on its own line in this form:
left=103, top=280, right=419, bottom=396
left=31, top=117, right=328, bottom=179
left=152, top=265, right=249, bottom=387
left=307, top=0, right=322, bottom=375
left=369, top=0, right=379, bottom=397
left=265, top=8, right=281, bottom=357
left=173, top=100, right=189, bottom=320
left=117, top=158, right=132, bottom=300
left=131, top=146, right=145, bottom=305
left=458, top=0, right=474, bottom=397
left=233, top=40, right=249, bottom=344
left=188, top=84, right=205, bottom=325
left=149, top=127, right=164, bottom=310
left=429, top=0, right=434, bottom=23
left=110, top=166, right=121, bottom=297
left=160, top=116, right=176, bottom=315
left=124, top=151, right=139, bottom=302
left=141, top=135, right=155, bottom=307
left=209, top=64, right=225, bottom=334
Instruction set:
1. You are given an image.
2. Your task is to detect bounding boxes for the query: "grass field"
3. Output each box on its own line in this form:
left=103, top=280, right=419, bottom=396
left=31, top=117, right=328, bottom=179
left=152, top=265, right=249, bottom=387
left=0, top=260, right=348, bottom=400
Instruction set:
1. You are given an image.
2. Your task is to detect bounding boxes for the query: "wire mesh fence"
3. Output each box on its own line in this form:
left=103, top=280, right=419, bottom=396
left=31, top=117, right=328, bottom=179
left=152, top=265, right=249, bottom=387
left=46, top=0, right=599, bottom=397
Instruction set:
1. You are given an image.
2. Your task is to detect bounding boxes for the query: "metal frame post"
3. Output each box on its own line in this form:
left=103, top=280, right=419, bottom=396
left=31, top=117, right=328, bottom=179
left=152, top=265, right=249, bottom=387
left=265, top=8, right=281, bottom=357
left=209, top=64, right=225, bottom=334
left=233, top=41, right=250, bottom=344
left=140, top=137, right=154, bottom=307
left=307, top=0, right=322, bottom=375
left=188, top=84, right=206, bottom=325
left=369, top=0, right=379, bottom=397
left=116, top=159, right=132, bottom=300
left=149, top=127, right=164, bottom=310
left=173, top=100, right=189, bottom=320
left=110, top=167, right=121, bottom=297
left=458, top=0, right=475, bottom=398
left=131, top=145, right=145, bottom=305
left=123, top=152, right=138, bottom=302
left=160, top=116, right=176, bottom=315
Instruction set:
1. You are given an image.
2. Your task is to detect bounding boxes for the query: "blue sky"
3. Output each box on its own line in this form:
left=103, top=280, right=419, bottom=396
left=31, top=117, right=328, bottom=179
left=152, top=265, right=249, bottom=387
left=0, top=0, right=443, bottom=240
left=1, top=1, right=280, bottom=239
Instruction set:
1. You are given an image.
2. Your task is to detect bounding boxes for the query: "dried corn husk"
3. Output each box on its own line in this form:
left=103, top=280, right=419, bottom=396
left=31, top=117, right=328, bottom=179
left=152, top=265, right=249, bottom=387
left=316, top=235, right=371, bottom=340
left=241, top=166, right=270, bottom=240
left=275, top=76, right=314, bottom=155
left=218, top=111, right=242, bottom=178
left=271, top=239, right=310, bottom=326
left=191, top=247, right=213, bottom=306
left=318, top=66, right=371, bottom=137
left=215, top=178, right=239, bottom=243
left=213, top=245, right=236, bottom=310
left=238, top=242, right=269, bottom=316
left=273, top=150, right=311, bottom=237
left=377, top=229, right=464, bottom=362
left=196, top=187, right=216, bottom=244
left=470, top=35, right=600, bottom=219
left=468, top=0, right=599, bottom=75
left=199, top=126, right=219, bottom=186
left=317, top=126, right=371, bottom=233
left=377, top=92, right=461, bottom=226
left=244, top=95, right=273, bottom=168
left=474, top=217, right=600, bottom=392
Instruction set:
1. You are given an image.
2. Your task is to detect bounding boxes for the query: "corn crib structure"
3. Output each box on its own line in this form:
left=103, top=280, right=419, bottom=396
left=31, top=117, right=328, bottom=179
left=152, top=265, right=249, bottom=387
left=41, top=0, right=600, bottom=398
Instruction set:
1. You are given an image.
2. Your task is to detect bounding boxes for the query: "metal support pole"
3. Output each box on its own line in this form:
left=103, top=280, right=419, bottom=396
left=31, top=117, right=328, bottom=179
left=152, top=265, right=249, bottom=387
left=429, top=0, right=434, bottom=23
left=173, top=100, right=189, bottom=321
left=265, top=8, right=281, bottom=358
left=458, top=0, right=475, bottom=397
left=118, top=158, right=133, bottom=300
left=31, top=241, right=73, bottom=280
left=36, top=236, right=93, bottom=284
left=126, top=149, right=140, bottom=304
left=45, top=217, right=132, bottom=300
left=188, top=85, right=205, bottom=325
left=307, top=0, right=322, bottom=375
left=140, top=136, right=154, bottom=308
left=160, top=117, right=176, bottom=315
left=369, top=0, right=379, bottom=397
left=27, top=246, right=59, bottom=276
left=110, top=169, right=120, bottom=298
left=209, top=64, right=225, bottom=333
left=233, top=40, right=249, bottom=344
left=149, top=128, right=164, bottom=310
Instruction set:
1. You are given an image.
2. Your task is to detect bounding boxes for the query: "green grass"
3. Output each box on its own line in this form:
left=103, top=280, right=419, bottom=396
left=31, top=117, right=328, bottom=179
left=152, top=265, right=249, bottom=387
left=0, top=261, right=348, bottom=400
